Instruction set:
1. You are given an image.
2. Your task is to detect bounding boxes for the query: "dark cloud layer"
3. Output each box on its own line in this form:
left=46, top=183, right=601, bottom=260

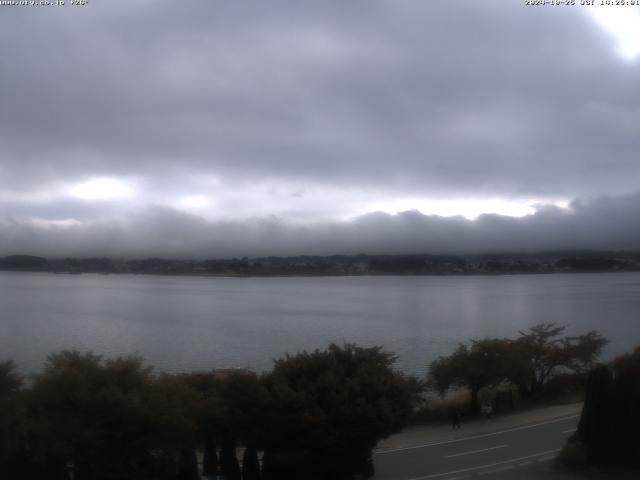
left=1, top=1, right=639, bottom=255
left=2, top=194, right=639, bottom=258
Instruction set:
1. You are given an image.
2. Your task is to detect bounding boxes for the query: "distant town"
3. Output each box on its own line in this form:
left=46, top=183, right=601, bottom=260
left=2, top=251, right=640, bottom=277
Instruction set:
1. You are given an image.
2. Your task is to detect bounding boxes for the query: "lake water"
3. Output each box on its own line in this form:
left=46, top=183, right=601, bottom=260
left=1, top=271, right=639, bottom=377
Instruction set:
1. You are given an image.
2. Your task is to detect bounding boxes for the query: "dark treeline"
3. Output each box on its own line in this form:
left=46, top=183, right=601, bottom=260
left=2, top=251, right=640, bottom=276
left=0, top=344, right=417, bottom=480
left=1, top=327, right=631, bottom=477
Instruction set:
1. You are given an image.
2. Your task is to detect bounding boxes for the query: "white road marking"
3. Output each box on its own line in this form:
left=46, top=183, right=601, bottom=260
left=444, top=444, right=508, bottom=459
left=535, top=454, right=557, bottom=462
left=404, top=448, right=561, bottom=480
left=375, top=414, right=579, bottom=454
left=478, top=465, right=514, bottom=475
left=562, top=428, right=576, bottom=434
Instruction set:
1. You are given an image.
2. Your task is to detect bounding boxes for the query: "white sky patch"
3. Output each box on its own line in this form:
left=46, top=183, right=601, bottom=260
left=163, top=180, right=572, bottom=223
left=27, top=217, right=82, bottom=228
left=177, top=195, right=211, bottom=209
left=67, top=177, right=134, bottom=201
left=584, top=4, right=640, bottom=60
left=165, top=181, right=368, bottom=223
left=551, top=199, right=570, bottom=210
left=361, top=198, right=569, bottom=220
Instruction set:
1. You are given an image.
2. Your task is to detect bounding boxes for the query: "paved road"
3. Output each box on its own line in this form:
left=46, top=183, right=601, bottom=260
left=373, top=414, right=579, bottom=480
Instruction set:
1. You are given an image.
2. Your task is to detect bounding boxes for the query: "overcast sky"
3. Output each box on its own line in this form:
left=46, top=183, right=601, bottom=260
left=1, top=0, right=640, bottom=258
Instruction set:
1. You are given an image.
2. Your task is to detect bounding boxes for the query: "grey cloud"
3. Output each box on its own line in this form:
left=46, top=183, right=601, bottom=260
left=1, top=0, right=640, bottom=200
left=2, top=0, right=640, bottom=256
left=2, top=194, right=639, bottom=258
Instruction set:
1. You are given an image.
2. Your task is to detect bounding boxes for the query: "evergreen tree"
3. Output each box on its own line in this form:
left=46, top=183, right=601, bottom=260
left=574, top=346, right=640, bottom=467
left=578, top=365, right=613, bottom=465
left=202, top=434, right=219, bottom=476
left=220, top=431, right=241, bottom=480
left=260, top=450, right=274, bottom=480
left=610, top=347, right=640, bottom=466
left=176, top=448, right=199, bottom=480
left=242, top=443, right=261, bottom=480
left=154, top=450, right=178, bottom=480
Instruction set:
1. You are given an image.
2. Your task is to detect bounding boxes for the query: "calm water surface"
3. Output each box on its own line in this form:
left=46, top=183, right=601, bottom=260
left=1, top=271, right=639, bottom=376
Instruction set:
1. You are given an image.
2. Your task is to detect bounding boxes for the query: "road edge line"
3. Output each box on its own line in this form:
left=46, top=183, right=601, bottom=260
left=375, top=414, right=579, bottom=454
left=405, top=448, right=561, bottom=480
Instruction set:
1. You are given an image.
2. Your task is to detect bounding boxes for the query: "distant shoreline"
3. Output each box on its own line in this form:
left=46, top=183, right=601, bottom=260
left=31, top=269, right=640, bottom=278
left=2, top=251, right=640, bottom=278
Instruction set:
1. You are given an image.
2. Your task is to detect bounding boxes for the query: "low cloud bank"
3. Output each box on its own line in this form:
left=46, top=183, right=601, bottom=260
left=2, top=193, right=640, bottom=259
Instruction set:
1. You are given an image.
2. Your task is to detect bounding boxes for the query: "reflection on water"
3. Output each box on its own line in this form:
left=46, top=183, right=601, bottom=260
left=1, top=271, right=638, bottom=376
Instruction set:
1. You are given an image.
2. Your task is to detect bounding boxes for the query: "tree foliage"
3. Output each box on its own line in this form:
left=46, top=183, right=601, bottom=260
left=0, top=344, right=417, bottom=480
left=429, top=339, right=511, bottom=412
left=27, top=351, right=197, bottom=480
left=0, top=360, right=22, bottom=397
left=201, top=434, right=218, bottom=476
left=0, top=360, right=26, bottom=477
left=577, top=346, right=640, bottom=467
left=261, top=343, right=417, bottom=479
left=509, top=324, right=607, bottom=397
left=242, top=443, right=261, bottom=480
left=428, top=324, right=608, bottom=411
